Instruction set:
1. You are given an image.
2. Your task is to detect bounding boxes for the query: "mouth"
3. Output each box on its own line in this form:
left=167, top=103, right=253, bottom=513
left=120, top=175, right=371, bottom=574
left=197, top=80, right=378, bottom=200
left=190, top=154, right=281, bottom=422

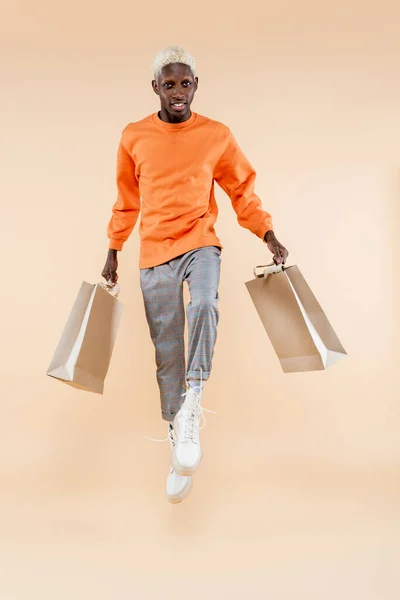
left=170, top=102, right=187, bottom=111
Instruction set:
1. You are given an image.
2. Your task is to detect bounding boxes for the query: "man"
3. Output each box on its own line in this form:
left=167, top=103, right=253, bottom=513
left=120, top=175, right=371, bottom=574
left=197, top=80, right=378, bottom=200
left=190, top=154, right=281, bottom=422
left=101, top=46, right=288, bottom=504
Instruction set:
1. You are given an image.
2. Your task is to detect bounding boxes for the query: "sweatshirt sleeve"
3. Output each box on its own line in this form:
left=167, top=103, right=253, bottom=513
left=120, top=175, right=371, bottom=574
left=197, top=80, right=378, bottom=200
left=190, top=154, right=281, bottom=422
left=213, top=128, right=273, bottom=242
left=107, top=129, right=141, bottom=251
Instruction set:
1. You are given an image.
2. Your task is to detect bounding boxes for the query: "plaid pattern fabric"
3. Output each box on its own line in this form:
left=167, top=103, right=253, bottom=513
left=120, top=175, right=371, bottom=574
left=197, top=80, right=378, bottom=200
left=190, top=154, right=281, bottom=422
left=140, top=246, right=221, bottom=421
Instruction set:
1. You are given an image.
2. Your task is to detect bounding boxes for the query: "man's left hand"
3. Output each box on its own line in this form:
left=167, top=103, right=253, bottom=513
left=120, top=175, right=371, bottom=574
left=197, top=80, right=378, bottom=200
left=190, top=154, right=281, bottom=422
left=264, top=230, right=289, bottom=265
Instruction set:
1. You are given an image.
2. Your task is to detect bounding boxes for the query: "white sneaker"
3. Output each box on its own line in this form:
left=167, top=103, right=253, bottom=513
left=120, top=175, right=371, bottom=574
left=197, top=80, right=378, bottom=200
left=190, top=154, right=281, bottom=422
left=172, top=385, right=203, bottom=476
left=166, top=425, right=192, bottom=504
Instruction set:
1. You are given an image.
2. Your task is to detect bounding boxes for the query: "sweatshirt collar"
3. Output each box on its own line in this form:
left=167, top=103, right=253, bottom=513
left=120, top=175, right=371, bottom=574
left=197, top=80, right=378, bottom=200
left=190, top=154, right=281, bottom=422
left=151, top=111, right=197, bottom=131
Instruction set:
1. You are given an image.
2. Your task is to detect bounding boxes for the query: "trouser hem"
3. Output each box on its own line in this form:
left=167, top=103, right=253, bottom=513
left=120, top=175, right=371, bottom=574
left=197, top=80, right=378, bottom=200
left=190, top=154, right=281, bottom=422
left=186, top=370, right=210, bottom=380
left=162, top=412, right=177, bottom=422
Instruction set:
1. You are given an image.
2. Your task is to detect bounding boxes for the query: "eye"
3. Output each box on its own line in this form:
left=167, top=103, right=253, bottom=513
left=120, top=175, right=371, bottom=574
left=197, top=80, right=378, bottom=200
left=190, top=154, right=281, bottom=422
left=182, top=81, right=191, bottom=87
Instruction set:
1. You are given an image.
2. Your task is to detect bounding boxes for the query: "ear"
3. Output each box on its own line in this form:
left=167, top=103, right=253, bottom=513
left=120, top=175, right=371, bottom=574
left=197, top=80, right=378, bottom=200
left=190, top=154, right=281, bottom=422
left=152, top=80, right=159, bottom=95
left=194, top=77, right=199, bottom=91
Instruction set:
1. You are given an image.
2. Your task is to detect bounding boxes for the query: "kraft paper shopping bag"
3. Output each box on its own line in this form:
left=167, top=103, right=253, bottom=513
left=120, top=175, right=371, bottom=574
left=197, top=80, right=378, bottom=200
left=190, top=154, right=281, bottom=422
left=46, top=281, right=123, bottom=393
left=245, top=263, right=347, bottom=373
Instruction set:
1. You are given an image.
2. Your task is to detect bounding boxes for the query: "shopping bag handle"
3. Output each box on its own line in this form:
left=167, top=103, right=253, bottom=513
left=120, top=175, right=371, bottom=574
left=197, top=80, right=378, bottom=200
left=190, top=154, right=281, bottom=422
left=97, top=280, right=121, bottom=298
left=253, top=262, right=286, bottom=279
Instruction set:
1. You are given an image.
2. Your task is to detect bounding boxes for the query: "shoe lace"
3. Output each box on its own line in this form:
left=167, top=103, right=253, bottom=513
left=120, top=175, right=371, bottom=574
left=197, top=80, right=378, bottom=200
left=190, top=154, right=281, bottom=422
left=144, top=399, right=215, bottom=444
left=145, top=426, right=176, bottom=447
left=180, top=387, right=215, bottom=441
left=145, top=370, right=215, bottom=443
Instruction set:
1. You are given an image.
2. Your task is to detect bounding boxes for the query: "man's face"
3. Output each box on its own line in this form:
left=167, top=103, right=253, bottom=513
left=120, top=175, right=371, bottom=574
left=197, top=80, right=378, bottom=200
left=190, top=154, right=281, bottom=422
left=152, top=63, right=198, bottom=121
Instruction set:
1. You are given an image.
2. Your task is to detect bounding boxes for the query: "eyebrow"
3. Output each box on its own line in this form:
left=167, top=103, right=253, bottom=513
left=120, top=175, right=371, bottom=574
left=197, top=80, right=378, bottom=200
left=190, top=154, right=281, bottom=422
left=162, top=77, right=192, bottom=84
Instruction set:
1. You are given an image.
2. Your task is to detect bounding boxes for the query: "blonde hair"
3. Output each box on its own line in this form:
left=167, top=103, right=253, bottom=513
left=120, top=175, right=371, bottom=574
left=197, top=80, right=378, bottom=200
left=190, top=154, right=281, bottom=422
left=152, top=46, right=196, bottom=81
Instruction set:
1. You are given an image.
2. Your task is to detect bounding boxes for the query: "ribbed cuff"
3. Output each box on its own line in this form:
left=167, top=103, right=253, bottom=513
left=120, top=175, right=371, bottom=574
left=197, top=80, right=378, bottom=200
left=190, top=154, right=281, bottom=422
left=259, top=223, right=273, bottom=243
left=109, top=238, right=124, bottom=251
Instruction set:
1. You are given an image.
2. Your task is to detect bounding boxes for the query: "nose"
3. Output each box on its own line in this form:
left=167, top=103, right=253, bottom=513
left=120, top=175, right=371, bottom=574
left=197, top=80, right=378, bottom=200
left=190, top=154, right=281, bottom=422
left=172, top=84, right=186, bottom=99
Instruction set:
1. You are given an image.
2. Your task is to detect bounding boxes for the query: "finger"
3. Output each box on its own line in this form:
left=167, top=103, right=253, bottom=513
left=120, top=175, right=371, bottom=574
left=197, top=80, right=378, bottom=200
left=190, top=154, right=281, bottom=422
left=279, top=246, right=288, bottom=264
left=274, top=245, right=283, bottom=264
left=109, top=272, right=118, bottom=285
left=282, top=247, right=289, bottom=264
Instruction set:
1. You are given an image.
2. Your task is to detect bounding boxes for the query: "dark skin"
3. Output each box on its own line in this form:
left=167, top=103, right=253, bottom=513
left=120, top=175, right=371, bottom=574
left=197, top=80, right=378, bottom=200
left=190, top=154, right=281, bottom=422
left=152, top=62, right=198, bottom=124
left=102, top=63, right=288, bottom=284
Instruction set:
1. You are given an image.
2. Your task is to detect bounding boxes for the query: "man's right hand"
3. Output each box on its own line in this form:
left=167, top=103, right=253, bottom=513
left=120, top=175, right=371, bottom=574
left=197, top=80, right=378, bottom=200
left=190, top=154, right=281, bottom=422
left=101, top=249, right=118, bottom=285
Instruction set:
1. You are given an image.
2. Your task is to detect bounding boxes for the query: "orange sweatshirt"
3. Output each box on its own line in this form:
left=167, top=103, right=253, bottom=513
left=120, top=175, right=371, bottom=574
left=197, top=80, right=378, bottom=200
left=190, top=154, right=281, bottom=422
left=107, top=111, right=273, bottom=269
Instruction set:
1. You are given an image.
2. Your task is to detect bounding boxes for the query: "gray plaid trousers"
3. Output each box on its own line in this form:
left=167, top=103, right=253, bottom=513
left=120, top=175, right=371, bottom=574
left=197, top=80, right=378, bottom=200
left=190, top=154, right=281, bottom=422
left=140, top=246, right=222, bottom=421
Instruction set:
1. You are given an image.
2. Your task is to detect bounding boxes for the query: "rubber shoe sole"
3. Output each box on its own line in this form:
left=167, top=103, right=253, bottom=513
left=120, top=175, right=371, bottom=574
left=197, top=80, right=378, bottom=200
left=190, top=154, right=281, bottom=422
left=171, top=449, right=202, bottom=476
left=167, top=477, right=193, bottom=504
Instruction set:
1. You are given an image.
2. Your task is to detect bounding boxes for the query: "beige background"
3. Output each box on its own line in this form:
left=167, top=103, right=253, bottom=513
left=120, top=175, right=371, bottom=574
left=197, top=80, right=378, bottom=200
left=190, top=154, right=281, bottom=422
left=1, top=1, right=399, bottom=598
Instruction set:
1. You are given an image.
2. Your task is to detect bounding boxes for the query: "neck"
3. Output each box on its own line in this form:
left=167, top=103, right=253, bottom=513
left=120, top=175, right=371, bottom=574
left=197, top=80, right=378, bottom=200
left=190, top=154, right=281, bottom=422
left=158, top=108, right=192, bottom=124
